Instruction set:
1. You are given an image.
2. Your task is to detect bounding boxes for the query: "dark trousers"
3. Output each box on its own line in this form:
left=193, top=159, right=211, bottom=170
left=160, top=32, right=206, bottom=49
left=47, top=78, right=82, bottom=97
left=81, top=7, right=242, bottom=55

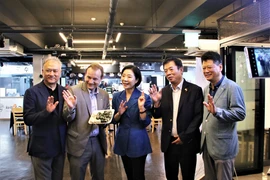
left=68, top=136, right=105, bottom=180
left=164, top=142, right=196, bottom=180
left=121, top=155, right=147, bottom=180
left=31, top=153, right=65, bottom=180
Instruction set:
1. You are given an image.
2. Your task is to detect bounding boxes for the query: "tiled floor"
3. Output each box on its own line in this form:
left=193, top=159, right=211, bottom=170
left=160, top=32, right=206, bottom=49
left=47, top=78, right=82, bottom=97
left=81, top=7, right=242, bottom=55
left=1, top=119, right=270, bottom=180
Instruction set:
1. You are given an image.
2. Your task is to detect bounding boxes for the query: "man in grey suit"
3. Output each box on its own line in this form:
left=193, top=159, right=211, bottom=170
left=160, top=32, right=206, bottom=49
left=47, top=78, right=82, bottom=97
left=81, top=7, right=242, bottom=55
left=62, top=63, right=110, bottom=180
left=200, top=51, right=246, bottom=180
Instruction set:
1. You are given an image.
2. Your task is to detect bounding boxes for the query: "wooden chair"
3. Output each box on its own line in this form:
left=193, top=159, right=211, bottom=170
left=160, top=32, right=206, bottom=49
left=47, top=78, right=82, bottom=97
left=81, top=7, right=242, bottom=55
left=151, top=118, right=162, bottom=133
left=12, top=107, right=27, bottom=136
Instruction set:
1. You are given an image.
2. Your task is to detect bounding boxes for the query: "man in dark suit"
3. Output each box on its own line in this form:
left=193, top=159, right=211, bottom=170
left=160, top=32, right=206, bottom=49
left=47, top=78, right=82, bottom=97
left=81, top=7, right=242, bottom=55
left=23, top=57, right=67, bottom=180
left=149, top=57, right=203, bottom=180
left=62, top=63, right=110, bottom=180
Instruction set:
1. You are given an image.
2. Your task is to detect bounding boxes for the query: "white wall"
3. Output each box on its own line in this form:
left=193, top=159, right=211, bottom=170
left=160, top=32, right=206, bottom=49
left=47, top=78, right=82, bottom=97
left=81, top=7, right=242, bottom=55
left=195, top=57, right=209, bottom=90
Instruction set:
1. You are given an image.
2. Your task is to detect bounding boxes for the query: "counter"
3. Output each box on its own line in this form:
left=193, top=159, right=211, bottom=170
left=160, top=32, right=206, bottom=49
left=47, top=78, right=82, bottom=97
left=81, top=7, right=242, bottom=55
left=0, top=97, right=23, bottom=119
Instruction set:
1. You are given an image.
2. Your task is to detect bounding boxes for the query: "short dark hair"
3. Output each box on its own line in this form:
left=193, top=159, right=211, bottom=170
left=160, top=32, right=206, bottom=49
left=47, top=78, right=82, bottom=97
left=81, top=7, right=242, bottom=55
left=85, top=63, right=104, bottom=79
left=201, top=51, right=222, bottom=65
left=121, top=65, right=142, bottom=87
left=163, top=56, right=183, bottom=69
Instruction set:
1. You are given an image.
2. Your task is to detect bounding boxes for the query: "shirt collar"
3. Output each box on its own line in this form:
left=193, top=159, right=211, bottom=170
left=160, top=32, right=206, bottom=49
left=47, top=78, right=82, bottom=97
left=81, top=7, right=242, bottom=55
left=170, top=78, right=184, bottom=91
left=88, top=88, right=99, bottom=95
left=210, top=75, right=224, bottom=90
left=44, top=82, right=58, bottom=92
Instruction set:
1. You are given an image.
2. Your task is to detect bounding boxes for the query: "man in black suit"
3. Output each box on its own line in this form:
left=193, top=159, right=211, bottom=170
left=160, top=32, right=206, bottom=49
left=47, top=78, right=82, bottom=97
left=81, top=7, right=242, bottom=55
left=149, top=57, right=203, bottom=180
left=23, top=57, right=67, bottom=180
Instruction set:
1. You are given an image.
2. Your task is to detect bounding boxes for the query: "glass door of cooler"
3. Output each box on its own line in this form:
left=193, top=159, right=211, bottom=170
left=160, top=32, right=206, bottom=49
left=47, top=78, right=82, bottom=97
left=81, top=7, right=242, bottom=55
left=223, top=46, right=264, bottom=175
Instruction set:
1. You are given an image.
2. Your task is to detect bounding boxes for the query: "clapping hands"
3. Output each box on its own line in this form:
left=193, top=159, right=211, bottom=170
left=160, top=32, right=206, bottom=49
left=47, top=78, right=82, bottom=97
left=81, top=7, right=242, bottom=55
left=118, top=100, right=128, bottom=115
left=46, top=96, right=59, bottom=113
left=149, top=84, right=162, bottom=106
left=62, top=90, right=77, bottom=110
left=203, top=94, right=216, bottom=115
left=138, top=92, right=145, bottom=107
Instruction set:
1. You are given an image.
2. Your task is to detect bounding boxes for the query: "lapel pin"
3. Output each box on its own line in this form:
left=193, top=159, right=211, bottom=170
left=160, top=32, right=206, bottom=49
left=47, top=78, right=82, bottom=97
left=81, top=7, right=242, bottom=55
left=185, top=88, right=188, bottom=92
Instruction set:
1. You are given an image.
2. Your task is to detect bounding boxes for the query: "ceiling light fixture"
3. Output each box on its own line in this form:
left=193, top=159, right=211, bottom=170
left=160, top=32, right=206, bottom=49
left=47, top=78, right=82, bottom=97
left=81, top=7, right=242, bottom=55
left=116, top=33, right=121, bottom=42
left=76, top=63, right=111, bottom=67
left=59, top=32, right=67, bottom=42
left=181, top=60, right=196, bottom=64
left=69, top=60, right=76, bottom=66
left=74, top=60, right=113, bottom=64
left=73, top=40, right=113, bottom=44
left=182, top=63, right=196, bottom=67
left=78, top=73, right=83, bottom=77
left=59, top=33, right=111, bottom=44
left=67, top=34, right=73, bottom=48
left=102, top=53, right=107, bottom=60
left=91, top=17, right=96, bottom=21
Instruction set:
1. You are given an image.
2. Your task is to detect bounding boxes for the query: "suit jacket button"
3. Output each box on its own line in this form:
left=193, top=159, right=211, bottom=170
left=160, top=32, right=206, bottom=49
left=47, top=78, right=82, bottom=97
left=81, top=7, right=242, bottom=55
left=170, top=119, right=172, bottom=122
left=206, top=119, right=208, bottom=122
left=204, top=131, right=206, bottom=135
left=169, top=130, right=171, bottom=133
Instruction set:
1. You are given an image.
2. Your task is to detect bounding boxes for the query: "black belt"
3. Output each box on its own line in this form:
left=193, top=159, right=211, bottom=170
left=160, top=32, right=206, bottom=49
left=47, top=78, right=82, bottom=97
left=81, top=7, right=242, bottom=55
left=89, top=136, right=98, bottom=138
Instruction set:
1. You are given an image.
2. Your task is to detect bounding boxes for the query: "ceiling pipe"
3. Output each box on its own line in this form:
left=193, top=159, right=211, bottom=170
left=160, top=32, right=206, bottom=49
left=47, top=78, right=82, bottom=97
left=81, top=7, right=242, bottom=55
left=0, top=26, right=217, bottom=35
left=0, top=29, right=187, bottom=34
left=0, top=24, right=215, bottom=30
left=102, top=0, right=119, bottom=59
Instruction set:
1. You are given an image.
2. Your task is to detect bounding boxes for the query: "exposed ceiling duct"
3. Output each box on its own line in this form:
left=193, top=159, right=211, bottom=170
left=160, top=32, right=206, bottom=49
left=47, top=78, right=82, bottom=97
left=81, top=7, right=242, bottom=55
left=218, top=0, right=270, bottom=47
left=102, top=0, right=119, bottom=59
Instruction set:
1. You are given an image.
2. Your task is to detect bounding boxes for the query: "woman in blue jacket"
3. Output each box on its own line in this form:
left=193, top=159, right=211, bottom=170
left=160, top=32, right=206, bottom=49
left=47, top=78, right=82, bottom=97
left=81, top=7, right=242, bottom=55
left=112, top=65, right=152, bottom=180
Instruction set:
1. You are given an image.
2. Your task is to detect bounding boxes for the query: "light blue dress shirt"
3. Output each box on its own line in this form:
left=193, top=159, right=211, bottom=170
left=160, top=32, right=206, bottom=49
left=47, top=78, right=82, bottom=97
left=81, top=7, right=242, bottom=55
left=89, top=89, right=99, bottom=137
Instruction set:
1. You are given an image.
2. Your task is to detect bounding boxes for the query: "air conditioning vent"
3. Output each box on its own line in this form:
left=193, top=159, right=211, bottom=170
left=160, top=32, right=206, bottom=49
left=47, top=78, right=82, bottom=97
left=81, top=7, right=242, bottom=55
left=184, top=40, right=219, bottom=56
left=0, top=39, right=25, bottom=57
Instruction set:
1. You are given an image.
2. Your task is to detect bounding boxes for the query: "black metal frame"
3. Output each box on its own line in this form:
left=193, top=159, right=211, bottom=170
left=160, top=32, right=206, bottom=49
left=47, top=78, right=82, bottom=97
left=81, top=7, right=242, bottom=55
left=222, top=46, right=265, bottom=175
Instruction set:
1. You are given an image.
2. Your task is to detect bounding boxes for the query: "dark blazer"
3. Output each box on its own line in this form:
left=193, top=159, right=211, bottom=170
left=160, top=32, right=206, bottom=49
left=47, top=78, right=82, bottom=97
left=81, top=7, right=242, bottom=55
left=112, top=88, right=152, bottom=157
left=62, top=82, right=110, bottom=157
left=23, top=81, right=67, bottom=158
left=152, top=79, right=203, bottom=155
